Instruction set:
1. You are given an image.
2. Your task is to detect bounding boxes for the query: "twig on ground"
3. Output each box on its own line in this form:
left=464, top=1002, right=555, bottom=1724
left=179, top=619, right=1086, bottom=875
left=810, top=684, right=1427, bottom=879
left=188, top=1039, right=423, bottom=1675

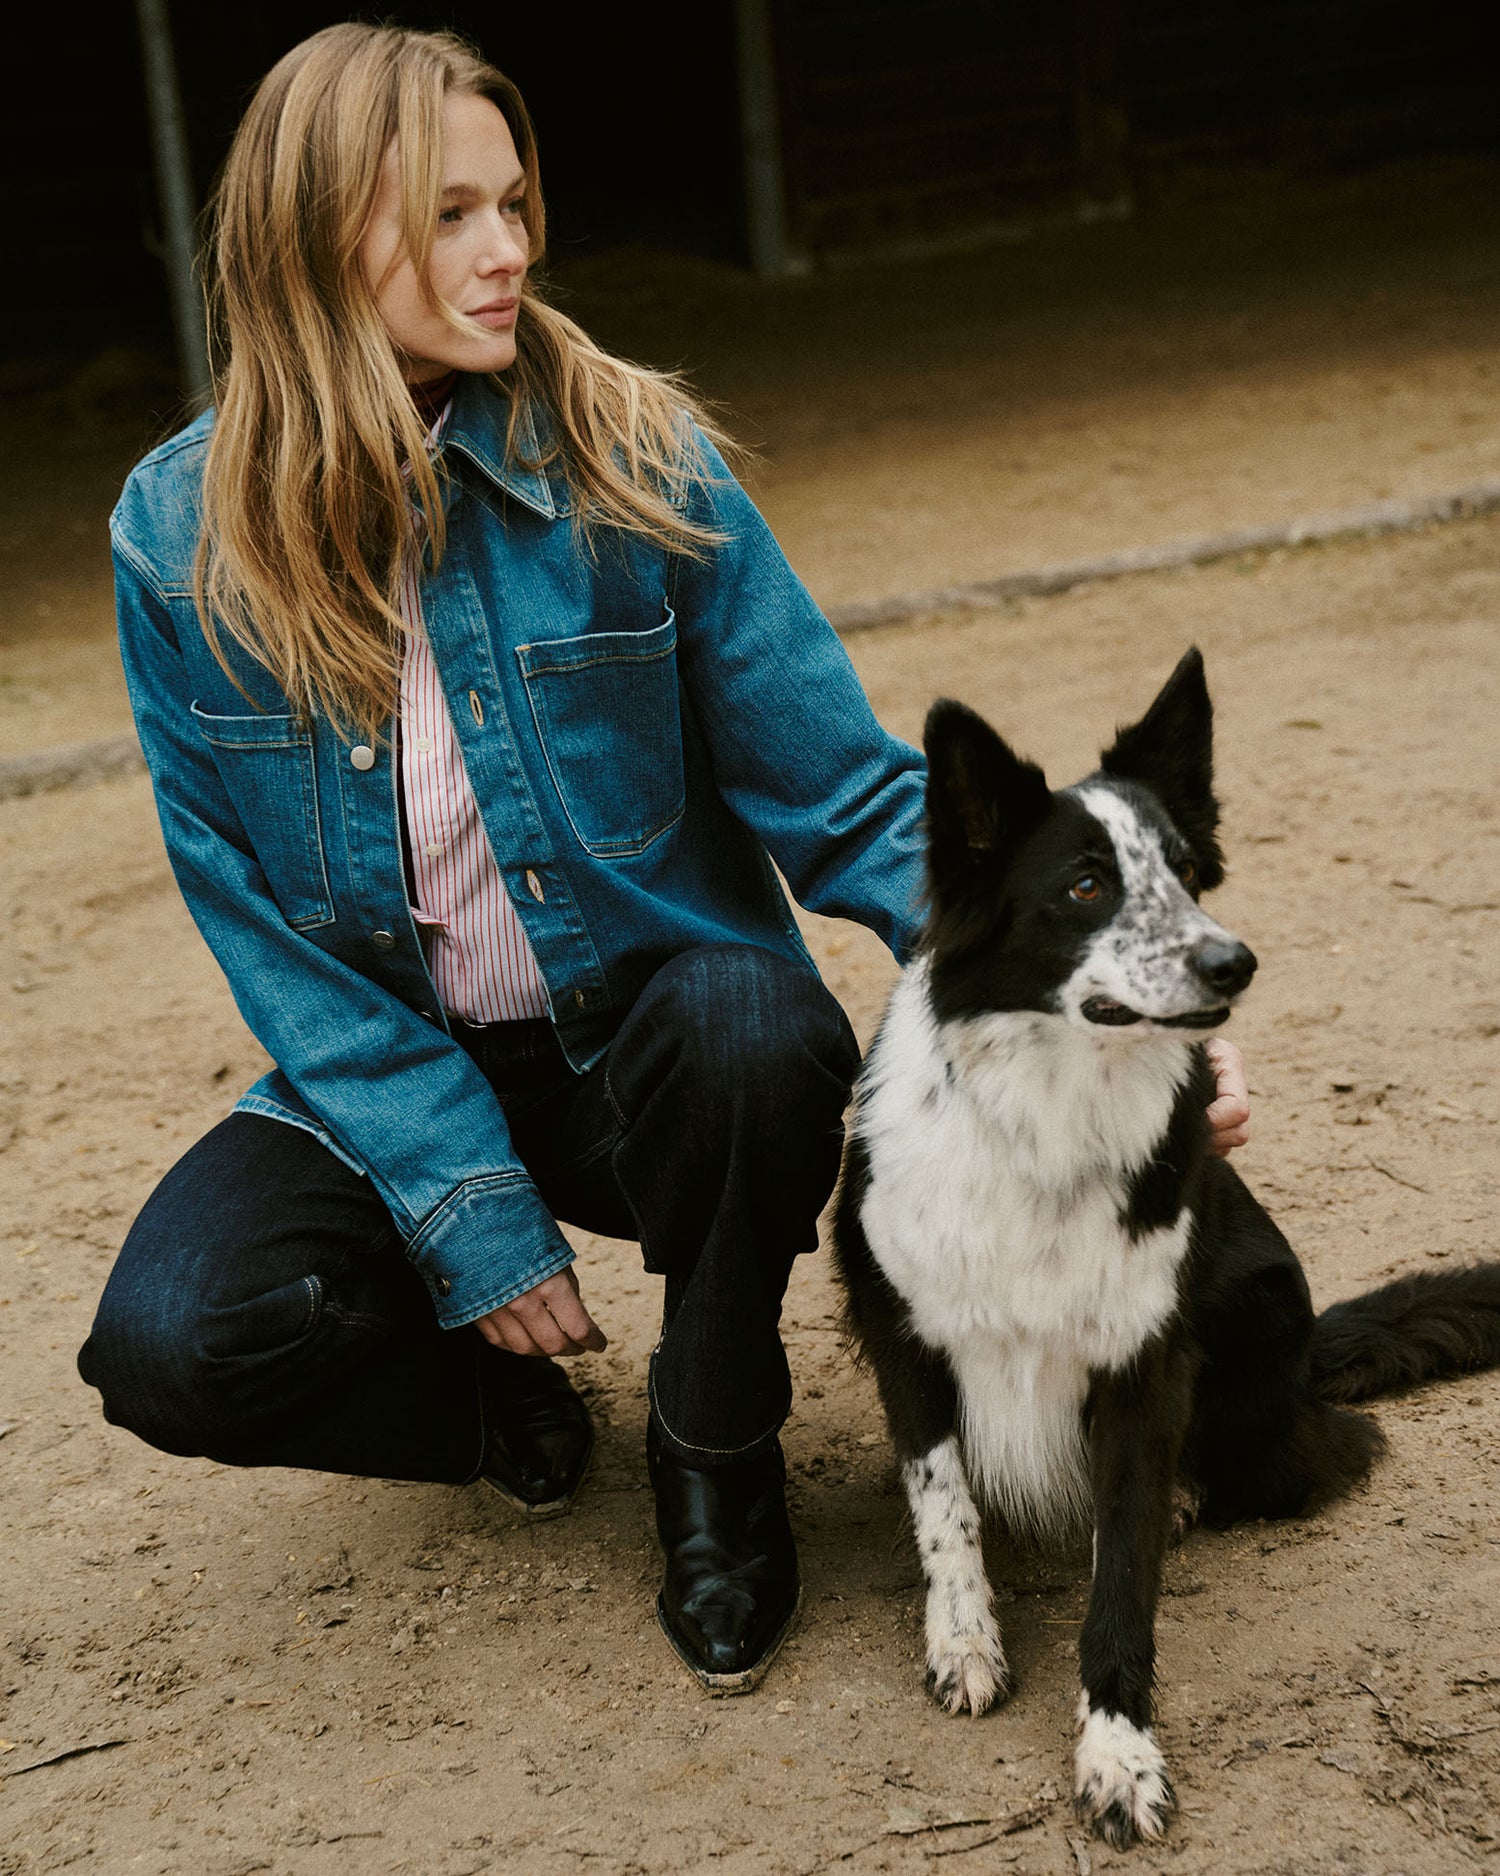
left=923, top=1833, right=1006, bottom=1859
left=1368, top=1161, right=1429, bottom=1194
left=0, top=1737, right=128, bottom=1778
left=885, top=1813, right=995, bottom=1837
left=805, top=1799, right=1050, bottom=1872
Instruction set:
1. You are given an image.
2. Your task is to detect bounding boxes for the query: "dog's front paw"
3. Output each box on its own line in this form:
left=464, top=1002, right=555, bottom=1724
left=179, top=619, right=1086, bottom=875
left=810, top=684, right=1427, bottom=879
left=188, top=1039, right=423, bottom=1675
left=924, top=1621, right=1012, bottom=1716
left=1074, top=1703, right=1175, bottom=1847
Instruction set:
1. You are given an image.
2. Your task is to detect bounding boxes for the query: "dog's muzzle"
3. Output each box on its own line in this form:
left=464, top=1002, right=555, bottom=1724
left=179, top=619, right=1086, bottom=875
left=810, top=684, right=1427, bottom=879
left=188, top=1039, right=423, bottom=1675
left=1081, top=936, right=1258, bottom=1031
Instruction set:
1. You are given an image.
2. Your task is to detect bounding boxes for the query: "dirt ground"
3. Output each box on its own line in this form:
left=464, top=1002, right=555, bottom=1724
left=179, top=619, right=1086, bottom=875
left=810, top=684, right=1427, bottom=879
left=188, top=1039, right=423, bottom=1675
left=2, top=162, right=1498, bottom=1875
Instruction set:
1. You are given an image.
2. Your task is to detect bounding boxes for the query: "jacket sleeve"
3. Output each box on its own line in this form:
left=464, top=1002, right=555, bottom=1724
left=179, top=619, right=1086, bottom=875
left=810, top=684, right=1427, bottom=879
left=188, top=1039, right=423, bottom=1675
left=666, top=432, right=928, bottom=962
left=111, top=525, right=575, bottom=1329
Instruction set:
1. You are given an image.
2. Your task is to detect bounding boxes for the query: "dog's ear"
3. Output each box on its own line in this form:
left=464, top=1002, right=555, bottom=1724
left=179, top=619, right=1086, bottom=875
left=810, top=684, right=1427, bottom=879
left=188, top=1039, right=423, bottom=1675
left=1099, top=647, right=1224, bottom=888
left=924, top=698, right=1051, bottom=890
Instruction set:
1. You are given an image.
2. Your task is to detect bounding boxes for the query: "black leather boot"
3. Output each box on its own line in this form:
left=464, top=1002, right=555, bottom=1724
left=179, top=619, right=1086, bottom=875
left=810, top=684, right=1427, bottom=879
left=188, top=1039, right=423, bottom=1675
left=648, top=1419, right=801, bottom=1693
left=478, top=1350, right=594, bottom=1519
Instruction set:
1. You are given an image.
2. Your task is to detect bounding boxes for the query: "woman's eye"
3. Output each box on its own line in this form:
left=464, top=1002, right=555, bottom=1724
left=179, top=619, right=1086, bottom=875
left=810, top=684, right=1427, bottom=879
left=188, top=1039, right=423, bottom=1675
left=1070, top=875, right=1102, bottom=903
left=438, top=207, right=463, bottom=226
left=502, top=197, right=525, bottom=219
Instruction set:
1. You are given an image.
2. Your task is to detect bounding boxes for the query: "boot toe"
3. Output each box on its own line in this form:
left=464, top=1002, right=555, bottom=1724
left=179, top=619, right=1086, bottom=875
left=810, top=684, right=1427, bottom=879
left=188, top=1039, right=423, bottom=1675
left=676, top=1577, right=798, bottom=1676
left=650, top=1428, right=800, bottom=1692
left=479, top=1354, right=594, bottom=1518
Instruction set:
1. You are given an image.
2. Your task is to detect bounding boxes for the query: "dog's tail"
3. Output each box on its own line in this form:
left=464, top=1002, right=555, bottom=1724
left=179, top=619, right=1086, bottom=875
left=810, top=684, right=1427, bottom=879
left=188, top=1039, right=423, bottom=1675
left=1311, top=1264, right=1500, bottom=1403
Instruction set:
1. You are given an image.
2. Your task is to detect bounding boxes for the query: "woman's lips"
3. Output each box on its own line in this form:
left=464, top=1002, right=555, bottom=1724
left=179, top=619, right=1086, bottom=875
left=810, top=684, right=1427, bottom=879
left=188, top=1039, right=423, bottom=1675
left=470, top=300, right=518, bottom=329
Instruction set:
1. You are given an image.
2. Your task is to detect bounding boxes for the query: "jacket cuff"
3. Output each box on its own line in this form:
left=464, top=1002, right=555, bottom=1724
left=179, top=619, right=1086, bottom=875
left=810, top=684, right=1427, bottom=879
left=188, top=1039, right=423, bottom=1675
left=405, top=1171, right=577, bottom=1328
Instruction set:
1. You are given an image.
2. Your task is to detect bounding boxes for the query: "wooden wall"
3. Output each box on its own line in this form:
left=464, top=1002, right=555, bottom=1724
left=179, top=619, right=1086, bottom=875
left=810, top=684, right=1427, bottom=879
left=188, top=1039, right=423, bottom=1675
left=765, top=0, right=1491, bottom=262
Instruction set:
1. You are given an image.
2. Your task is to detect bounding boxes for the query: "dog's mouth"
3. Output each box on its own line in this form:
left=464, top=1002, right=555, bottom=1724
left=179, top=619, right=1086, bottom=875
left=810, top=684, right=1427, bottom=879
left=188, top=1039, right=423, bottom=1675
left=1081, top=995, right=1231, bottom=1030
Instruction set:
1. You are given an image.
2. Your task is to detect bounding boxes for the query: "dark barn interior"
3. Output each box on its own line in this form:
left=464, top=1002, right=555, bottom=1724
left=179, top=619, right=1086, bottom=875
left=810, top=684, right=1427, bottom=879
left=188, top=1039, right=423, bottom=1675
left=5, top=1, right=1493, bottom=365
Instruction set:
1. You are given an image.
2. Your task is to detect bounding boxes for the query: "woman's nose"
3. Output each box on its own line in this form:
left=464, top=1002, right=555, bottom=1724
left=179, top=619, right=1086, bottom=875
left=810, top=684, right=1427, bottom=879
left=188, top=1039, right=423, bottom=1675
left=479, top=214, right=528, bottom=276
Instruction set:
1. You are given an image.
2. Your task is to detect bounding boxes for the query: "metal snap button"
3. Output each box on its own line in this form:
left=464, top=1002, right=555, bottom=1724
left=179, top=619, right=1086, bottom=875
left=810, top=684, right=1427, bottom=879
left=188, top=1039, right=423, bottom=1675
left=371, top=929, right=396, bottom=951
left=350, top=744, right=376, bottom=771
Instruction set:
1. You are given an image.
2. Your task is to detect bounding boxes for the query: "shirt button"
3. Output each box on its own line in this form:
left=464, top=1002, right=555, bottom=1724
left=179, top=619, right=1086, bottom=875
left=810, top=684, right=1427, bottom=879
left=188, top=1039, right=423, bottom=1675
left=525, top=869, right=545, bottom=903
left=424, top=841, right=442, bottom=857
left=371, top=929, right=396, bottom=951
left=350, top=744, right=376, bottom=771
left=415, top=737, right=432, bottom=754
left=434, top=1275, right=452, bottom=1297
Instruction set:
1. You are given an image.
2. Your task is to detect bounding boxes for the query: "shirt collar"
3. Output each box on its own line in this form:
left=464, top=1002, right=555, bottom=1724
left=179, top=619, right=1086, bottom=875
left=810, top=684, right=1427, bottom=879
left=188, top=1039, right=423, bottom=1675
left=439, top=374, right=563, bottom=520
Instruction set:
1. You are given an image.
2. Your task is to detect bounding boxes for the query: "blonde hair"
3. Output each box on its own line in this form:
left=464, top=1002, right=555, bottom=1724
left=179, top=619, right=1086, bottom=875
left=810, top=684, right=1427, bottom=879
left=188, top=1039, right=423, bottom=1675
left=197, top=22, right=723, bottom=738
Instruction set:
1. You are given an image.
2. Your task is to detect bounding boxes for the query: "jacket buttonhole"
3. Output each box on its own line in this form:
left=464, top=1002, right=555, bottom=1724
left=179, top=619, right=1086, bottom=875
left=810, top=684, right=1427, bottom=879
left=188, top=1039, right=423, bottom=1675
left=469, top=690, right=484, bottom=727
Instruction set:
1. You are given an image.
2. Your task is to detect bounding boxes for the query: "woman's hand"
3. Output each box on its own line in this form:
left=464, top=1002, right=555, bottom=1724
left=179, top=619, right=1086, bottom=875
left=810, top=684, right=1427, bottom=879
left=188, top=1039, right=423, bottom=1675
left=475, top=1266, right=608, bottom=1356
left=1204, top=1037, right=1251, bottom=1157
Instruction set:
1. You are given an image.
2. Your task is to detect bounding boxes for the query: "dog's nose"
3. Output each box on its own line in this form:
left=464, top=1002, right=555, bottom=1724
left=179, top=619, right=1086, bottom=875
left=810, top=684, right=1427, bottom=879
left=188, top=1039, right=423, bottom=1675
left=1192, top=936, right=1257, bottom=998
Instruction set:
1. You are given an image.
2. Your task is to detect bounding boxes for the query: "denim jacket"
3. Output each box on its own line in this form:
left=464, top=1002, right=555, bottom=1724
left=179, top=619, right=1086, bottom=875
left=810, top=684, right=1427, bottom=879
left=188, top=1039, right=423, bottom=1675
left=111, top=374, right=927, bottom=1328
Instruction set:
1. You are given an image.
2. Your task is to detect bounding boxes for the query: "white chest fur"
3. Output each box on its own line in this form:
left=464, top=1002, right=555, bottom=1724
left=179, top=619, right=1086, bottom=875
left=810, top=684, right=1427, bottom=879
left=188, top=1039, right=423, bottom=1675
left=854, top=961, right=1195, bottom=1539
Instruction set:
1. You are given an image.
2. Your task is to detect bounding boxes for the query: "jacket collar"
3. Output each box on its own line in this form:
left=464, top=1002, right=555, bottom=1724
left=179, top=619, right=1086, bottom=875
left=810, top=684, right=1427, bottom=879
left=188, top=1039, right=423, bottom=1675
left=440, top=374, right=565, bottom=520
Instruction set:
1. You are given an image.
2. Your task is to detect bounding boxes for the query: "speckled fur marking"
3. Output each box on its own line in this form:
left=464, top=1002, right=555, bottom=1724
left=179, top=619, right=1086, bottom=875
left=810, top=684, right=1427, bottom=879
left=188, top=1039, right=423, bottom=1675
left=1058, top=783, right=1236, bottom=1025
left=902, top=1436, right=1011, bottom=1713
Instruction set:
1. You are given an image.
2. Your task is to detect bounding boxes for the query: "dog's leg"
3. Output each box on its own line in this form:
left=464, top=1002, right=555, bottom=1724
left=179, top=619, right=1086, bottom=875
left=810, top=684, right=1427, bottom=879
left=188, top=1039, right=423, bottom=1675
left=838, top=1169, right=1009, bottom=1714
left=895, top=1374, right=1010, bottom=1716
left=872, top=1312, right=1009, bottom=1712
left=903, top=1432, right=1010, bottom=1714
left=1074, top=1337, right=1190, bottom=1847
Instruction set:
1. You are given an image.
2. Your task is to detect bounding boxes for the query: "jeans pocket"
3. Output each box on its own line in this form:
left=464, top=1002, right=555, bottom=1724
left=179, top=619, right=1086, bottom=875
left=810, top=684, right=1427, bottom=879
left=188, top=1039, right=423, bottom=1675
left=202, top=1274, right=323, bottom=1357
left=190, top=702, right=335, bottom=929
left=516, top=611, right=685, bottom=857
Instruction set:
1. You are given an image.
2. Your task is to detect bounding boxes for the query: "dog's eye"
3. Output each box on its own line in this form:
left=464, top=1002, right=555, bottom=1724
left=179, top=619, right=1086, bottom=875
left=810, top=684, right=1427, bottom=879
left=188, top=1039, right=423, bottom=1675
left=1178, top=859, right=1197, bottom=887
left=1070, top=875, right=1102, bottom=903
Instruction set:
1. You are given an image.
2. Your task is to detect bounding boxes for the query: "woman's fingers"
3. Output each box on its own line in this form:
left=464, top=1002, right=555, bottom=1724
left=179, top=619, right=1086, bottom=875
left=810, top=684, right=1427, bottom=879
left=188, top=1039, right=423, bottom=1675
left=548, top=1268, right=608, bottom=1352
left=1204, top=1037, right=1251, bottom=1157
left=474, top=1268, right=607, bottom=1356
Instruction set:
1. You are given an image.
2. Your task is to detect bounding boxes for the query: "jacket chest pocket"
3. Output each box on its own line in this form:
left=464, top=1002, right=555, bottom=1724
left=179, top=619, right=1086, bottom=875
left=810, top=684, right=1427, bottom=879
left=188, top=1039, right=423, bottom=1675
left=517, top=613, right=685, bottom=858
left=190, top=703, right=335, bottom=930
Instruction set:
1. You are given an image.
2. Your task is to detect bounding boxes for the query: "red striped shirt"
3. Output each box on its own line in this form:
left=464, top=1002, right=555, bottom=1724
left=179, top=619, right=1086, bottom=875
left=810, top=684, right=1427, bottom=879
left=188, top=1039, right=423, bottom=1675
left=398, top=403, right=550, bottom=1023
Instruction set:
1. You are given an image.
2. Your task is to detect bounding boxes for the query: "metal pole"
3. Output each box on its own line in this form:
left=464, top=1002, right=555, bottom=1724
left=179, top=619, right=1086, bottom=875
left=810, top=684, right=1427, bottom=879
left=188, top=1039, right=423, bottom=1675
left=135, top=0, right=212, bottom=402
left=734, top=0, right=805, bottom=276
left=1073, top=0, right=1134, bottom=221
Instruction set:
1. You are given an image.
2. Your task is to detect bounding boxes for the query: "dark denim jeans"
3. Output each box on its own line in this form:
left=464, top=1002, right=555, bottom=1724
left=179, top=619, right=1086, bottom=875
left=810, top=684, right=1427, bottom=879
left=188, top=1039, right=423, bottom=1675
left=78, top=945, right=860, bottom=1482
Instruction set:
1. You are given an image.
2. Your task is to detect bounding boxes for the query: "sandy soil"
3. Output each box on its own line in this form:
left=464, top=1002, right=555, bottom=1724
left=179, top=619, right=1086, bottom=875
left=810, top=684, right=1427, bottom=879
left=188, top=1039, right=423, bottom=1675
left=2, top=162, right=1498, bottom=1874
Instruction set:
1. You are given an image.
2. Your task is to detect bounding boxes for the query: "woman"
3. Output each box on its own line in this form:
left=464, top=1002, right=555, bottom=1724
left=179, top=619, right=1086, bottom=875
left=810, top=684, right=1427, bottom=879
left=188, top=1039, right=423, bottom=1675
left=80, top=23, right=1250, bottom=1694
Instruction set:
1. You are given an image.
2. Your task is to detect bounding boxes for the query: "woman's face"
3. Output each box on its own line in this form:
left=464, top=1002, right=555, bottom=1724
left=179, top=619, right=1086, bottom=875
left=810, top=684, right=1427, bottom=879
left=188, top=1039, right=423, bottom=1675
left=359, top=90, right=530, bottom=384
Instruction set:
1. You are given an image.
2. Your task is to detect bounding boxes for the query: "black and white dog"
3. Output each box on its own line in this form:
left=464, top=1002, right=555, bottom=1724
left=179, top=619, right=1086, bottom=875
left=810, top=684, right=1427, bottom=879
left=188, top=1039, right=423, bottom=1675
left=833, top=648, right=1500, bottom=1848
